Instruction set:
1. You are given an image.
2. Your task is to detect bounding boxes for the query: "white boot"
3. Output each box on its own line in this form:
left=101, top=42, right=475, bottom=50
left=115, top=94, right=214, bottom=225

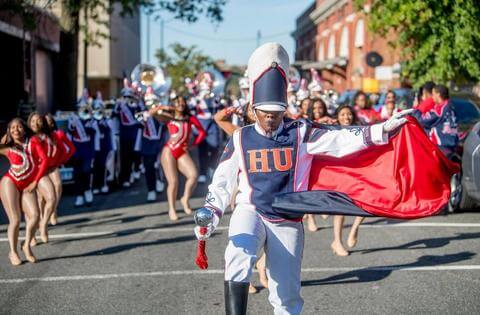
left=93, top=189, right=100, bottom=195
left=133, top=171, right=141, bottom=180
left=156, top=180, right=165, bottom=193
left=129, top=172, right=135, bottom=184
left=123, top=181, right=131, bottom=188
left=75, top=196, right=84, bottom=207
left=101, top=185, right=109, bottom=194
left=147, top=191, right=156, bottom=202
left=84, top=190, right=93, bottom=204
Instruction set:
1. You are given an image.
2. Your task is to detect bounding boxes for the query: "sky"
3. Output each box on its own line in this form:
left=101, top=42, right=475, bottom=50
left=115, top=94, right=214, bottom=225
left=140, top=0, right=313, bottom=66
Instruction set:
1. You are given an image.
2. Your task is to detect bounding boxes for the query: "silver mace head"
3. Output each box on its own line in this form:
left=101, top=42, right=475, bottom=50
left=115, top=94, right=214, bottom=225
left=194, top=208, right=214, bottom=227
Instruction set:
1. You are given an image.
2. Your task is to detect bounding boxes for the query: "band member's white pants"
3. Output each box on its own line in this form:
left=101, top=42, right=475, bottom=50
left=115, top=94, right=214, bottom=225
left=224, top=206, right=304, bottom=315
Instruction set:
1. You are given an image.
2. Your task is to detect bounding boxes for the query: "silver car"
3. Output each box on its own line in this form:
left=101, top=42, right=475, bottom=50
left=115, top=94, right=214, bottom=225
left=449, top=97, right=480, bottom=211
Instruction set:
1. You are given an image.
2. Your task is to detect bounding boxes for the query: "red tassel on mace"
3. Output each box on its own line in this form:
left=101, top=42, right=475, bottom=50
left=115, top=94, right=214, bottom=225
left=195, top=227, right=208, bottom=269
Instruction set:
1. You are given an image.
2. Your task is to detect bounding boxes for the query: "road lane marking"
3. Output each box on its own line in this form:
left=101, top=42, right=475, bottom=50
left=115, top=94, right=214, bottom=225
left=1, top=222, right=479, bottom=242
left=0, top=231, right=113, bottom=242
left=1, top=265, right=480, bottom=284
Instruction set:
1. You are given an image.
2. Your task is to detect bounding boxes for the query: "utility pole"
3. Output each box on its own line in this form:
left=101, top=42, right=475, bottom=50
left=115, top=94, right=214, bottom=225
left=146, top=12, right=151, bottom=62
left=256, top=30, right=261, bottom=47
left=160, top=18, right=164, bottom=52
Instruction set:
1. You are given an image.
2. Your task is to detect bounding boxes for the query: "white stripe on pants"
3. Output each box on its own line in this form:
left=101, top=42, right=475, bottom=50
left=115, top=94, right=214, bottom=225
left=225, top=206, right=304, bottom=315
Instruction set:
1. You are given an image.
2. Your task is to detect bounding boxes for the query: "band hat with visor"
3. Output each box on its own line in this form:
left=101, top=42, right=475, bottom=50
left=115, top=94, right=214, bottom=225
left=247, top=42, right=289, bottom=112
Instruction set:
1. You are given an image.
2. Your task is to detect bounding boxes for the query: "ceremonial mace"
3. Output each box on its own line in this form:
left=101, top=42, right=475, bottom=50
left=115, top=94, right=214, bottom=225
left=194, top=208, right=214, bottom=269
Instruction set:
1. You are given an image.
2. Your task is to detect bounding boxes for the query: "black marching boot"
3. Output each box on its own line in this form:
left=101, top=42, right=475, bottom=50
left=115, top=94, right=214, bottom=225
left=224, top=281, right=249, bottom=315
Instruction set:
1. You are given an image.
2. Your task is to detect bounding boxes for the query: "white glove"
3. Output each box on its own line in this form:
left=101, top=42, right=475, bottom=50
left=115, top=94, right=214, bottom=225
left=382, top=109, right=414, bottom=133
left=194, top=208, right=220, bottom=241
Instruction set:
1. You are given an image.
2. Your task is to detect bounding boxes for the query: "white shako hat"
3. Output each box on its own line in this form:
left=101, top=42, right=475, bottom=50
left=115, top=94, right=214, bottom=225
left=247, top=42, right=289, bottom=112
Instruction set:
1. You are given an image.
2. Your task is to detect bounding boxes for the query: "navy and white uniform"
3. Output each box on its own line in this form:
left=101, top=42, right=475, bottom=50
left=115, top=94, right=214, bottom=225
left=413, top=100, right=459, bottom=156
left=114, top=99, right=143, bottom=184
left=195, top=94, right=223, bottom=177
left=140, top=114, right=166, bottom=192
left=92, top=118, right=115, bottom=190
left=68, top=114, right=96, bottom=194
left=204, top=118, right=387, bottom=314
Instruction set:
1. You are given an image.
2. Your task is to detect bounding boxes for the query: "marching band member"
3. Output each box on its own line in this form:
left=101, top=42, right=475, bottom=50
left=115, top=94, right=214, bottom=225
left=413, top=84, right=459, bottom=157
left=114, top=79, right=143, bottom=188
left=68, top=90, right=96, bottom=207
left=0, top=118, right=47, bottom=264
left=193, top=43, right=409, bottom=315
left=194, top=72, right=223, bottom=183
left=295, top=78, right=309, bottom=103
left=213, top=102, right=269, bottom=294
left=27, top=112, right=57, bottom=243
left=414, top=81, right=436, bottom=114
left=231, top=74, right=250, bottom=127
left=141, top=87, right=167, bottom=202
left=92, top=92, right=115, bottom=195
left=150, top=95, right=206, bottom=220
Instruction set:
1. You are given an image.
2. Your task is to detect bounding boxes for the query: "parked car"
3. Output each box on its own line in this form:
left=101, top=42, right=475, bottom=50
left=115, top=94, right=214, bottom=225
left=448, top=96, right=480, bottom=212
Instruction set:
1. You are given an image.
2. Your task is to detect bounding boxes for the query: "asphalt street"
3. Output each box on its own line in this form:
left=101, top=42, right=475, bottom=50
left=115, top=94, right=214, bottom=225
left=0, top=176, right=480, bottom=314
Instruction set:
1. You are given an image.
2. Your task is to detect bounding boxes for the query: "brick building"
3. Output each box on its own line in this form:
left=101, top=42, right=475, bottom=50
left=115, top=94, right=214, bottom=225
left=292, top=0, right=404, bottom=93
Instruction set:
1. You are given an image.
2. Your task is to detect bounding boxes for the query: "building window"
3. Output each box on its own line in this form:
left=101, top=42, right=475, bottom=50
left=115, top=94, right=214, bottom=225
left=318, top=41, right=325, bottom=61
left=339, top=26, right=349, bottom=58
left=355, top=19, right=364, bottom=48
left=327, top=34, right=336, bottom=59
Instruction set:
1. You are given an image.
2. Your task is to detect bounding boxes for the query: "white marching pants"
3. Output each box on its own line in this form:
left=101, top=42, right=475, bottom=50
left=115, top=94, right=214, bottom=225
left=225, top=206, right=304, bottom=315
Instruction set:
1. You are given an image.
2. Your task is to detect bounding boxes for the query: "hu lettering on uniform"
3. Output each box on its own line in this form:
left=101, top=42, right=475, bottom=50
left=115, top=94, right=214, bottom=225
left=247, top=148, right=293, bottom=173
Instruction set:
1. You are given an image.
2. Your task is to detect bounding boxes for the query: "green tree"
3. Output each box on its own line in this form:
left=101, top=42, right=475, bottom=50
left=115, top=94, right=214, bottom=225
left=357, top=0, right=480, bottom=86
left=155, top=42, right=214, bottom=93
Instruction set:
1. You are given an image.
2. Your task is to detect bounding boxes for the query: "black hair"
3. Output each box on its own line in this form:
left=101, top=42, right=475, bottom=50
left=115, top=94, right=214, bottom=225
left=3, top=118, right=30, bottom=147
left=300, top=98, right=313, bottom=119
left=173, top=96, right=191, bottom=120
left=27, top=111, right=51, bottom=135
left=44, top=113, right=58, bottom=131
left=335, top=104, right=358, bottom=125
left=423, top=81, right=435, bottom=94
left=417, top=86, right=424, bottom=103
left=386, top=90, right=396, bottom=100
left=311, top=98, right=328, bottom=119
left=433, top=84, right=449, bottom=100
left=353, top=91, right=369, bottom=108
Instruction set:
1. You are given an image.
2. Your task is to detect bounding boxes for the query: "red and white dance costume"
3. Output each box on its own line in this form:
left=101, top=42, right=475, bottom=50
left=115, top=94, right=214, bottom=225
left=4, top=138, right=48, bottom=191
left=51, top=130, right=76, bottom=167
left=194, top=43, right=407, bottom=315
left=165, top=116, right=206, bottom=160
left=32, top=133, right=69, bottom=171
left=355, top=106, right=381, bottom=125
